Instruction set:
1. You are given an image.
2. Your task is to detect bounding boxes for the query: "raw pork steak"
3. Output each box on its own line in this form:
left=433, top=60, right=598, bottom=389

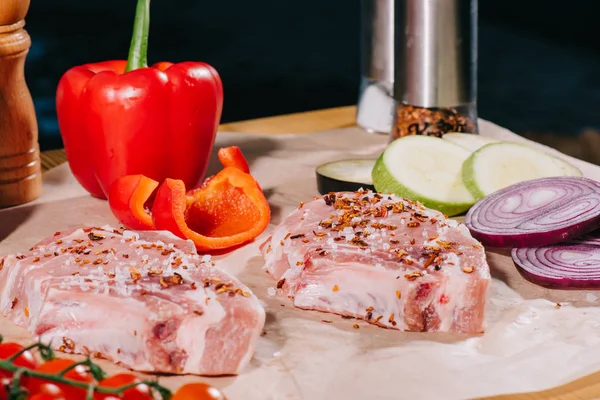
left=0, top=226, right=265, bottom=375
left=261, top=191, right=490, bottom=333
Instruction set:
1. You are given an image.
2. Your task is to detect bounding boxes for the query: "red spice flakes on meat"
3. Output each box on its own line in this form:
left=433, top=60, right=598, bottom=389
left=261, top=191, right=489, bottom=334
left=87, top=232, right=106, bottom=241
left=324, top=193, right=336, bottom=206
left=404, top=272, right=423, bottom=280
left=413, top=213, right=428, bottom=222
left=159, top=277, right=170, bottom=288
left=129, top=267, right=142, bottom=283
left=395, top=249, right=408, bottom=259
left=319, top=220, right=333, bottom=229
left=423, top=255, right=436, bottom=268
left=350, top=238, right=368, bottom=247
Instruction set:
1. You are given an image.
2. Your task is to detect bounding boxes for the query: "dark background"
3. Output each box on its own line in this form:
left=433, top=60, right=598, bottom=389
left=25, top=0, right=600, bottom=151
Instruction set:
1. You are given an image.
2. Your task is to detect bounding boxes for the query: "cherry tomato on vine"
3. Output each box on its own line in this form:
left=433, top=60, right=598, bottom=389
left=0, top=342, right=38, bottom=378
left=27, top=359, right=93, bottom=400
left=27, top=394, right=65, bottom=400
left=172, top=383, right=227, bottom=400
left=0, top=376, right=11, bottom=400
left=27, top=384, right=65, bottom=400
left=95, top=373, right=151, bottom=400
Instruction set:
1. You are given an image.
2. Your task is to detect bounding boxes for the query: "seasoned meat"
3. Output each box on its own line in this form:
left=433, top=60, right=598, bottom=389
left=0, top=226, right=265, bottom=375
left=261, top=191, right=490, bottom=333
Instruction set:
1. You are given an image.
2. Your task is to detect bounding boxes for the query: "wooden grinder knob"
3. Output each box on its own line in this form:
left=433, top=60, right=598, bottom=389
left=0, top=0, right=42, bottom=208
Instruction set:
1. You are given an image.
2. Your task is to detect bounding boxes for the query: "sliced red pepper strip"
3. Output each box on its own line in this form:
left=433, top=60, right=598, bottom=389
left=108, top=175, right=158, bottom=230
left=217, top=146, right=250, bottom=173
left=152, top=167, right=270, bottom=251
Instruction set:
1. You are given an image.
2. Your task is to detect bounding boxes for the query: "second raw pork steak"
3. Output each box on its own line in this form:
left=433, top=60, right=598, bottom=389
left=261, top=191, right=490, bottom=333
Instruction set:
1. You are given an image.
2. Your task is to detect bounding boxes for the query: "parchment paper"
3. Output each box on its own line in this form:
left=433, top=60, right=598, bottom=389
left=2, top=120, right=600, bottom=400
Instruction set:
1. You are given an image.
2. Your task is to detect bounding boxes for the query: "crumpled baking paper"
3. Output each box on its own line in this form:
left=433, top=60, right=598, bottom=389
left=1, top=120, right=600, bottom=400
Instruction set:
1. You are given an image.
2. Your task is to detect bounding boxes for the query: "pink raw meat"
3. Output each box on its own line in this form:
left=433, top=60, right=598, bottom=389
left=261, top=191, right=490, bottom=333
left=0, top=226, right=265, bottom=375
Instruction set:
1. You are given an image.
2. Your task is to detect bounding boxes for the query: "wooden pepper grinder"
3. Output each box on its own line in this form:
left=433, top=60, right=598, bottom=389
left=0, top=0, right=42, bottom=208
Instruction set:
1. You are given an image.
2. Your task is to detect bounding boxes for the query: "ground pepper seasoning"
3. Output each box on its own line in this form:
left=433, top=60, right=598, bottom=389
left=391, top=0, right=478, bottom=139
left=393, top=104, right=477, bottom=139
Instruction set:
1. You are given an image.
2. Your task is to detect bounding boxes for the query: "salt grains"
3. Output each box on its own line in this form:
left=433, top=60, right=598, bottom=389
left=123, top=231, right=140, bottom=241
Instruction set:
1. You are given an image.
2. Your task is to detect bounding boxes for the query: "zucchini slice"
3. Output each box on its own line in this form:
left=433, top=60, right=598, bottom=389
left=372, top=135, right=476, bottom=216
left=462, top=142, right=583, bottom=199
left=316, top=158, right=377, bottom=195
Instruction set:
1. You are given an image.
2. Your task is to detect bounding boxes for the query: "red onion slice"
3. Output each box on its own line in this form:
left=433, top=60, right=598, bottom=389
left=465, top=176, right=600, bottom=247
left=512, top=230, right=600, bottom=288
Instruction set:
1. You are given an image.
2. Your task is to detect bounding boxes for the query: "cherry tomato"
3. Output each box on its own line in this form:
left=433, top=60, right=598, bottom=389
left=95, top=373, right=151, bottom=400
left=0, top=376, right=10, bottom=400
left=27, top=394, right=65, bottom=400
left=27, top=359, right=93, bottom=400
left=0, top=342, right=38, bottom=378
left=27, top=384, right=65, bottom=400
left=36, top=383, right=65, bottom=396
left=172, top=383, right=227, bottom=400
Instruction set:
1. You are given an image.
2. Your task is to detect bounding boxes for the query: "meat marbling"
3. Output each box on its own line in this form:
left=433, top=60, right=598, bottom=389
left=0, top=226, right=265, bottom=375
left=261, top=191, right=490, bottom=333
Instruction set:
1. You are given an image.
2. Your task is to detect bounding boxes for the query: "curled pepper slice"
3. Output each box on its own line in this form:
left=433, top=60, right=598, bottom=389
left=217, top=146, right=250, bottom=173
left=152, top=167, right=270, bottom=251
left=108, top=174, right=158, bottom=230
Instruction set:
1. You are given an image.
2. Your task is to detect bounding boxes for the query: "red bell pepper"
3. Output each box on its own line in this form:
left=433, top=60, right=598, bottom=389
left=108, top=146, right=271, bottom=252
left=152, top=167, right=271, bottom=251
left=217, top=146, right=250, bottom=174
left=108, top=174, right=157, bottom=230
left=56, top=0, right=223, bottom=199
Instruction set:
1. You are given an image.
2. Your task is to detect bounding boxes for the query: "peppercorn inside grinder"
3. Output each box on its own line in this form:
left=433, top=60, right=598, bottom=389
left=393, top=0, right=478, bottom=139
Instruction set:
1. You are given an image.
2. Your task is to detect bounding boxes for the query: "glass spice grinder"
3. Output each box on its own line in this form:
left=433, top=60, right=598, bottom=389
left=356, top=0, right=396, bottom=135
left=356, top=0, right=479, bottom=139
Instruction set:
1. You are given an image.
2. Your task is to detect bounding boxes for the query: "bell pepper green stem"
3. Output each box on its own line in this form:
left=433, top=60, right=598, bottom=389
left=125, top=0, right=151, bottom=72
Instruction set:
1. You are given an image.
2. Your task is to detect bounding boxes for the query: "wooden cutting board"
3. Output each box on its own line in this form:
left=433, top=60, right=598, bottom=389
left=3, top=121, right=600, bottom=400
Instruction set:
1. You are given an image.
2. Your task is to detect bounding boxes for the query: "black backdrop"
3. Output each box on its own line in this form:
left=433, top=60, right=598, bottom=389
left=24, top=0, right=600, bottom=150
